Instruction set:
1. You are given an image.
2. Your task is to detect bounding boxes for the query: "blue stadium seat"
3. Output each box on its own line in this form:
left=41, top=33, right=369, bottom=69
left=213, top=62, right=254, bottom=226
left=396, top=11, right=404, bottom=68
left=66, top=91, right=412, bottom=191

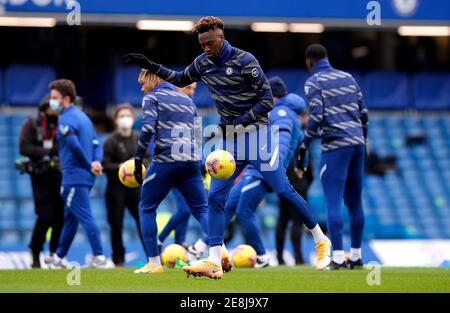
left=5, top=65, right=56, bottom=106
left=114, top=66, right=142, bottom=107
left=362, top=71, right=409, bottom=109
left=413, top=72, right=450, bottom=110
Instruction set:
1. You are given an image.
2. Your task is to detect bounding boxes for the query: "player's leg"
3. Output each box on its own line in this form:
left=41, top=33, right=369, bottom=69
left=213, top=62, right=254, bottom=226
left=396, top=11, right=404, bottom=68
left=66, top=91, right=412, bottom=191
left=158, top=189, right=191, bottom=245
left=55, top=186, right=79, bottom=261
left=125, top=188, right=146, bottom=258
left=106, top=187, right=126, bottom=265
left=343, top=145, right=365, bottom=269
left=275, top=199, right=290, bottom=265
left=320, top=147, right=352, bottom=269
left=251, top=127, right=330, bottom=269
left=136, top=163, right=173, bottom=273
left=182, top=161, right=246, bottom=278
left=69, top=186, right=105, bottom=265
left=234, top=177, right=271, bottom=268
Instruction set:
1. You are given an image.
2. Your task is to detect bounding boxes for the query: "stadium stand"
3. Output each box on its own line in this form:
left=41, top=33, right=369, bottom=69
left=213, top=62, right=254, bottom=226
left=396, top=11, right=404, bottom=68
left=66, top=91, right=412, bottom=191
left=5, top=65, right=56, bottom=106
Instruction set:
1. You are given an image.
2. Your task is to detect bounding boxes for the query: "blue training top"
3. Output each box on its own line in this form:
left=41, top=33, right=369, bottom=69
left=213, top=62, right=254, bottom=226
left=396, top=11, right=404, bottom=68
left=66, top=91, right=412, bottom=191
left=302, top=58, right=369, bottom=152
left=57, top=105, right=102, bottom=186
left=153, top=40, right=274, bottom=126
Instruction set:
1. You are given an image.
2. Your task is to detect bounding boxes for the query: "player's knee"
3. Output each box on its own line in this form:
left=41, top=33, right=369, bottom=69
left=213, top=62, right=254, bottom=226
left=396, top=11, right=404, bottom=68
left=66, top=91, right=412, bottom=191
left=208, top=193, right=226, bottom=211
left=236, top=208, right=252, bottom=221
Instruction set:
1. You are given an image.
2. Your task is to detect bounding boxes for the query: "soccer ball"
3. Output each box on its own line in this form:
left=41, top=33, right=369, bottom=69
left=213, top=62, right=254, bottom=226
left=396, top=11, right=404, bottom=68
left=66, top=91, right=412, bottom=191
left=161, top=244, right=188, bottom=268
left=205, top=150, right=236, bottom=180
left=118, top=159, right=146, bottom=188
left=231, top=244, right=257, bottom=268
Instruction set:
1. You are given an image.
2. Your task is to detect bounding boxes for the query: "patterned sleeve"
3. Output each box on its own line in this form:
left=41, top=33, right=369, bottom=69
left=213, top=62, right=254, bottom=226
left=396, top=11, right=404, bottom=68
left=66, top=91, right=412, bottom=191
left=356, top=82, right=369, bottom=140
left=302, top=79, right=324, bottom=149
left=154, top=56, right=202, bottom=87
left=135, top=95, right=158, bottom=160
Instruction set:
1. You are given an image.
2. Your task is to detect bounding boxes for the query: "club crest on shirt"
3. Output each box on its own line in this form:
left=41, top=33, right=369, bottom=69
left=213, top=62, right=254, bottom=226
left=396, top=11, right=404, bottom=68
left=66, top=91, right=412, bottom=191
left=277, top=109, right=287, bottom=117
left=251, top=68, right=259, bottom=77
left=59, top=125, right=69, bottom=136
left=226, top=67, right=233, bottom=75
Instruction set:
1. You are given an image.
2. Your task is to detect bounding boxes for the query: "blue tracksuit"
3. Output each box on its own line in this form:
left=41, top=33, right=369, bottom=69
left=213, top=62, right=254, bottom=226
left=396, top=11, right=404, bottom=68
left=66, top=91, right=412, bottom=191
left=302, top=58, right=368, bottom=251
left=56, top=105, right=104, bottom=258
left=223, top=94, right=306, bottom=255
left=136, top=82, right=208, bottom=258
left=153, top=41, right=318, bottom=247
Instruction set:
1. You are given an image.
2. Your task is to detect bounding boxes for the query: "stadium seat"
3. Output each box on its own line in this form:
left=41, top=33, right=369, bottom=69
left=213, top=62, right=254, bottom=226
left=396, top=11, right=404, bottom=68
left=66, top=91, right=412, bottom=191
left=413, top=72, right=450, bottom=110
left=5, top=65, right=56, bottom=106
left=362, top=71, right=409, bottom=109
left=114, top=66, right=143, bottom=107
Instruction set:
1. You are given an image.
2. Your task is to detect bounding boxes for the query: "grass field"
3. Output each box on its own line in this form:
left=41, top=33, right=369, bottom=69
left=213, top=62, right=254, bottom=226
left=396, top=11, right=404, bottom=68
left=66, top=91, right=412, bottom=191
left=0, top=266, right=449, bottom=293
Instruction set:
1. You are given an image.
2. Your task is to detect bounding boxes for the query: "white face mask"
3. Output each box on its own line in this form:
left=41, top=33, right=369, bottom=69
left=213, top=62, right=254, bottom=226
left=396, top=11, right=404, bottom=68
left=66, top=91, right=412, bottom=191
left=117, top=116, right=134, bottom=130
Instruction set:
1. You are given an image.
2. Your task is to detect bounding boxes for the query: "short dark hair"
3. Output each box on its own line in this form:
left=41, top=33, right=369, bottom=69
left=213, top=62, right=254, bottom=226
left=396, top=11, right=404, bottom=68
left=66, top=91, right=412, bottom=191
left=49, top=79, right=77, bottom=102
left=114, top=103, right=135, bottom=120
left=305, top=44, right=327, bottom=61
left=193, top=16, right=224, bottom=34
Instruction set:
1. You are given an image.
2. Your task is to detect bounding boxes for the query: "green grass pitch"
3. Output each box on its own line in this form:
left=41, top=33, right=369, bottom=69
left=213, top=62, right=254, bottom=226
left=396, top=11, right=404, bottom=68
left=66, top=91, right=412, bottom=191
left=0, top=266, right=449, bottom=293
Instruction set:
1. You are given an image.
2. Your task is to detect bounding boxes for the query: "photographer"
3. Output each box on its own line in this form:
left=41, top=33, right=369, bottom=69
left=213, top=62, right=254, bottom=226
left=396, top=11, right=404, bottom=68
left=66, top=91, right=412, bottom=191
left=18, top=96, right=64, bottom=268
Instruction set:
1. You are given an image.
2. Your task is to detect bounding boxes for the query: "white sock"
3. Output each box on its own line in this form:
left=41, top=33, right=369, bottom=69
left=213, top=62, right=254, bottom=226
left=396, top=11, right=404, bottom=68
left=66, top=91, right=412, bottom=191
left=95, top=255, right=106, bottom=261
left=194, top=239, right=208, bottom=253
left=309, top=225, right=329, bottom=243
left=333, top=250, right=345, bottom=264
left=349, top=248, right=362, bottom=261
left=148, top=256, right=161, bottom=266
left=209, top=246, right=222, bottom=267
left=221, top=244, right=228, bottom=257
left=257, top=253, right=269, bottom=261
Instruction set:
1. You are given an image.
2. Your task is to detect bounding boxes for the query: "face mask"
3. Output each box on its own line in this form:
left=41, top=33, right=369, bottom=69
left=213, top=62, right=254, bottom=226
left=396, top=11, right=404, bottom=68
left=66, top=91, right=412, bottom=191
left=117, top=116, right=134, bottom=129
left=49, top=99, right=62, bottom=113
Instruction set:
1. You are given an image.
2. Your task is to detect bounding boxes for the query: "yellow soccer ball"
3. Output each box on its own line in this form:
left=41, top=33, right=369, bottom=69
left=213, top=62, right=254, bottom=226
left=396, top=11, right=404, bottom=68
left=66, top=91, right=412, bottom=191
left=231, top=244, right=257, bottom=268
left=205, top=150, right=236, bottom=180
left=161, top=244, right=188, bottom=268
left=118, top=159, right=146, bottom=188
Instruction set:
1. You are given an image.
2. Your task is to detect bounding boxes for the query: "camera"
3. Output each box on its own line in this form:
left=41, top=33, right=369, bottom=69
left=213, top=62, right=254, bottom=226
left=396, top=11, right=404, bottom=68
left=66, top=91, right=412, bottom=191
left=15, top=156, right=60, bottom=175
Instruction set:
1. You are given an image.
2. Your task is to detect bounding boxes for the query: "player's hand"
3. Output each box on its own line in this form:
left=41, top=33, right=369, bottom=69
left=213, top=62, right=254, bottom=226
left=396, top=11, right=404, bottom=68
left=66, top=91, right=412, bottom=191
left=296, top=146, right=307, bottom=172
left=122, top=53, right=153, bottom=70
left=294, top=167, right=304, bottom=179
left=91, top=161, right=103, bottom=176
left=134, top=158, right=143, bottom=185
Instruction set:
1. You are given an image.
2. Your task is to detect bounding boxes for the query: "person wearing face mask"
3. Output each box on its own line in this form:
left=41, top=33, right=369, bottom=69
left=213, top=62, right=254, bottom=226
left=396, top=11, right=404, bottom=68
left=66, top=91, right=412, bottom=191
left=102, top=104, right=146, bottom=266
left=18, top=95, right=64, bottom=268
left=44, top=79, right=108, bottom=269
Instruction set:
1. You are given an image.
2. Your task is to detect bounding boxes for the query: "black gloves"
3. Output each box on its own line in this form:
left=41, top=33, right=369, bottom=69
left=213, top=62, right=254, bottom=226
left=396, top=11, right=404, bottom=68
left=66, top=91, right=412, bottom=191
left=296, top=146, right=307, bottom=172
left=134, top=158, right=143, bottom=186
left=122, top=53, right=159, bottom=72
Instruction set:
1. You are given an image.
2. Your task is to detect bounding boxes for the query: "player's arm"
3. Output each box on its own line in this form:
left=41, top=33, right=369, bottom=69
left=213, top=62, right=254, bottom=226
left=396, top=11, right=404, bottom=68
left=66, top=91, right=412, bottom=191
left=102, top=137, right=121, bottom=173
left=234, top=58, right=274, bottom=125
left=123, top=53, right=201, bottom=87
left=135, top=96, right=158, bottom=161
left=64, top=133, right=92, bottom=171
left=356, top=83, right=369, bottom=141
left=301, top=80, right=323, bottom=150
left=19, top=118, right=50, bottom=159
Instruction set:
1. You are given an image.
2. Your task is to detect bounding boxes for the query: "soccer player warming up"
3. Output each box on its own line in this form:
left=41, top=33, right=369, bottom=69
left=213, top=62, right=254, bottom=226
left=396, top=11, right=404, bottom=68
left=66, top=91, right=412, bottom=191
left=124, top=16, right=331, bottom=278
left=132, top=70, right=210, bottom=274
left=298, top=44, right=368, bottom=270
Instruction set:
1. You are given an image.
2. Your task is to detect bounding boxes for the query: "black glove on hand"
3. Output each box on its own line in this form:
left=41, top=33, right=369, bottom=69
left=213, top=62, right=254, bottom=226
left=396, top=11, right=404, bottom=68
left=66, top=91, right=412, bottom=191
left=122, top=53, right=159, bottom=72
left=134, top=158, right=143, bottom=186
left=296, top=146, right=307, bottom=172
